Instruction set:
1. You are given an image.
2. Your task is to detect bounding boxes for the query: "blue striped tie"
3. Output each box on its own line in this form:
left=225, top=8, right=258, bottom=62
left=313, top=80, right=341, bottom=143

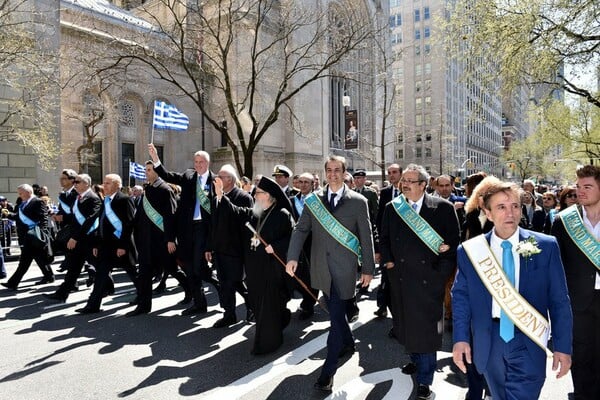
left=500, top=240, right=515, bottom=342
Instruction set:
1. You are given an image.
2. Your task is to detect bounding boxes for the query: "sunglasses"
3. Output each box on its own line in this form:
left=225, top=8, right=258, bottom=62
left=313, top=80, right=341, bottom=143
left=565, top=193, right=577, bottom=199
left=74, top=180, right=82, bottom=184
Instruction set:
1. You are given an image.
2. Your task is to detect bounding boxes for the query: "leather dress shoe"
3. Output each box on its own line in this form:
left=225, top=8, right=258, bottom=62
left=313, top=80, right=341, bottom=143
left=1, top=282, right=16, bottom=291
left=43, top=293, right=66, bottom=303
left=181, top=305, right=207, bottom=316
left=314, top=376, right=333, bottom=392
left=338, top=343, right=356, bottom=358
left=347, top=309, right=359, bottom=323
left=178, top=295, right=192, bottom=305
left=35, top=276, right=55, bottom=285
left=374, top=307, right=388, bottom=318
left=401, top=362, right=417, bottom=375
left=75, top=307, right=101, bottom=314
left=70, top=286, right=79, bottom=293
left=416, top=384, right=433, bottom=400
left=213, top=316, right=236, bottom=328
left=126, top=308, right=150, bottom=317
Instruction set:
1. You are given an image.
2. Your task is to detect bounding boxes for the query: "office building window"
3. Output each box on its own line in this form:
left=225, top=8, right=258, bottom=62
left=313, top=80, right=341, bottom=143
left=397, top=148, right=404, bottom=159
left=415, top=9, right=420, bottom=22
left=424, top=7, right=430, bottom=19
left=425, top=62, right=431, bottom=74
left=416, top=115, right=423, bottom=126
left=415, top=29, right=421, bottom=40
left=416, top=147, right=422, bottom=157
left=416, top=98, right=422, bottom=110
left=424, top=27, right=430, bottom=38
left=416, top=64, right=422, bottom=76
left=415, top=45, right=421, bottom=55
left=425, top=147, right=432, bottom=157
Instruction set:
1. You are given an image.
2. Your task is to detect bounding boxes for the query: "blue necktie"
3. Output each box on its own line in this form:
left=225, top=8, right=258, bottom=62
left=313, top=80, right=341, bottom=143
left=500, top=240, right=515, bottom=342
left=411, top=203, right=418, bottom=211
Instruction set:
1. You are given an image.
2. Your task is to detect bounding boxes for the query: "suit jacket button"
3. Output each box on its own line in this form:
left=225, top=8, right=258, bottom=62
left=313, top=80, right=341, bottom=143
left=421, top=260, right=426, bottom=264
left=399, top=259, right=404, bottom=263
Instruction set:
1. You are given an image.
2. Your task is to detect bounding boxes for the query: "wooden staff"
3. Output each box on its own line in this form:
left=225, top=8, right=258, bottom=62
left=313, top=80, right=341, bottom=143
left=245, top=222, right=327, bottom=313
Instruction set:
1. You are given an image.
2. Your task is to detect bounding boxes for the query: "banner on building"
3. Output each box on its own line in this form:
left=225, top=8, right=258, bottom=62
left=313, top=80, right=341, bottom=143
left=345, top=110, right=358, bottom=150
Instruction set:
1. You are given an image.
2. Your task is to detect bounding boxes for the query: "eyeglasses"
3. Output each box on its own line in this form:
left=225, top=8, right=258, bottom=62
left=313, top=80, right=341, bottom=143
left=400, top=179, right=422, bottom=184
left=565, top=193, right=577, bottom=199
left=73, top=180, right=82, bottom=184
left=542, top=197, right=554, bottom=200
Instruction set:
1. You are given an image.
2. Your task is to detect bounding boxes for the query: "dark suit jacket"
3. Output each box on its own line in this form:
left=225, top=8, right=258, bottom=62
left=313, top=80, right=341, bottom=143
left=57, top=188, right=78, bottom=225
left=134, top=178, right=177, bottom=265
left=96, top=191, right=136, bottom=267
left=552, top=205, right=599, bottom=312
left=287, top=185, right=376, bottom=299
left=9, top=197, right=49, bottom=240
left=462, top=208, right=494, bottom=241
left=154, top=164, right=215, bottom=260
left=376, top=185, right=395, bottom=232
left=70, top=190, right=102, bottom=243
left=210, top=185, right=253, bottom=256
left=379, top=194, right=460, bottom=352
left=531, top=209, right=547, bottom=232
left=453, top=229, right=573, bottom=376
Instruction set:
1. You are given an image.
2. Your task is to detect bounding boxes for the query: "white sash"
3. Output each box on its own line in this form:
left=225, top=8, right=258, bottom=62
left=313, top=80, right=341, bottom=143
left=462, top=234, right=552, bottom=357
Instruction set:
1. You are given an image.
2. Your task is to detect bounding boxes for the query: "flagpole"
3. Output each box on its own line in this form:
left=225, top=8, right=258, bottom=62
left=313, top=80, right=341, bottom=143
left=128, top=158, right=133, bottom=188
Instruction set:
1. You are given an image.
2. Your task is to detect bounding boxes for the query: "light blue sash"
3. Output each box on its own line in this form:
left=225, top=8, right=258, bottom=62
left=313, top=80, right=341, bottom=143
left=18, top=208, right=37, bottom=229
left=73, top=198, right=98, bottom=234
left=391, top=195, right=443, bottom=255
left=304, top=193, right=362, bottom=263
left=559, top=205, right=600, bottom=269
left=58, top=197, right=72, bottom=214
left=142, top=195, right=164, bottom=231
left=104, top=197, right=122, bottom=238
left=294, top=196, right=305, bottom=216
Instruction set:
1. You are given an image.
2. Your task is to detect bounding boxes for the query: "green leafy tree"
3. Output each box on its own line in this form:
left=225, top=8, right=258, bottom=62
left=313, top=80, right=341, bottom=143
left=95, top=0, right=378, bottom=177
left=0, top=0, right=60, bottom=170
left=443, top=0, right=599, bottom=108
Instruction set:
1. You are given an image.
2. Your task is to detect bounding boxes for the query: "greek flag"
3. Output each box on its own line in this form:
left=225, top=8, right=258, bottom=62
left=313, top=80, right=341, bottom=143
left=129, top=162, right=147, bottom=180
left=152, top=100, right=189, bottom=131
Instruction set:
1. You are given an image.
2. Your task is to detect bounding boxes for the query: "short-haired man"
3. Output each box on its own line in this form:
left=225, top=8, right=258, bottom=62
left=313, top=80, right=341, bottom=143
left=289, top=172, right=319, bottom=320
left=272, top=164, right=298, bottom=197
left=379, top=164, right=460, bottom=400
left=454, top=182, right=572, bottom=400
left=1, top=184, right=54, bottom=289
left=127, top=162, right=191, bottom=316
left=209, top=164, right=253, bottom=327
left=148, top=143, right=218, bottom=316
left=552, top=165, right=600, bottom=400
left=44, top=174, right=102, bottom=303
left=287, top=155, right=375, bottom=392
left=76, top=174, right=137, bottom=313
left=53, top=168, right=78, bottom=272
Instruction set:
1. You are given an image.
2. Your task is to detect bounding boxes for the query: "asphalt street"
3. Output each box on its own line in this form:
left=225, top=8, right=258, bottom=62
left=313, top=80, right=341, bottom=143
left=0, top=256, right=573, bottom=399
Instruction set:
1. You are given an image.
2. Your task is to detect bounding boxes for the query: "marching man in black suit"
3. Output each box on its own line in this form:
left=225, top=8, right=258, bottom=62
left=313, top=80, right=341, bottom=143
left=52, top=168, right=79, bottom=272
left=76, top=174, right=137, bottom=313
left=44, top=174, right=102, bottom=303
left=148, top=143, right=217, bottom=316
left=379, top=163, right=460, bottom=400
left=127, top=162, right=191, bottom=316
left=2, top=184, right=54, bottom=289
left=552, top=164, right=600, bottom=400
left=208, top=164, right=253, bottom=327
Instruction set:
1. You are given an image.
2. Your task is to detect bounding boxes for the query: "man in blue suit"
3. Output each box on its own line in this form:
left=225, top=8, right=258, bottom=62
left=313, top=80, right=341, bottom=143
left=452, top=181, right=572, bottom=400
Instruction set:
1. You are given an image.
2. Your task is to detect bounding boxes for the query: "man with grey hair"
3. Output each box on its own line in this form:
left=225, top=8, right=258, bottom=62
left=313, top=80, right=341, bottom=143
left=44, top=174, right=102, bottom=303
left=207, top=164, right=253, bottom=327
left=131, top=185, right=144, bottom=209
left=1, top=184, right=54, bottom=289
left=523, top=179, right=543, bottom=207
left=148, top=143, right=218, bottom=316
left=379, top=163, right=461, bottom=400
left=76, top=174, right=137, bottom=313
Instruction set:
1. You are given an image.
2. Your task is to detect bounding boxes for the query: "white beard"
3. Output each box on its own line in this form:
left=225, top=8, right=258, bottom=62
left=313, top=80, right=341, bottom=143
left=252, top=202, right=264, bottom=218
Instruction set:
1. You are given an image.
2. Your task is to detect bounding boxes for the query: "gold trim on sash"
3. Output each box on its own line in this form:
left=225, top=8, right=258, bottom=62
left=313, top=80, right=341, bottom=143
left=462, top=234, right=553, bottom=357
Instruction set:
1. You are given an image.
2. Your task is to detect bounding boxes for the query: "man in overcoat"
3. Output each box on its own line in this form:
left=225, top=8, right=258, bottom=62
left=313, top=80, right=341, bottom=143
left=379, top=163, right=460, bottom=400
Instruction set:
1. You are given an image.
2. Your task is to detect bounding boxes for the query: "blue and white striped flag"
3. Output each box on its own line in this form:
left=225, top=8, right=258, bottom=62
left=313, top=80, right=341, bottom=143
left=129, top=162, right=147, bottom=180
left=153, top=100, right=189, bottom=131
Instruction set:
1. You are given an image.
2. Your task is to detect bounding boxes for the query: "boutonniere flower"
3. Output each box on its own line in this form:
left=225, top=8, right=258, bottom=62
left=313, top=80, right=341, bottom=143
left=516, top=236, right=542, bottom=260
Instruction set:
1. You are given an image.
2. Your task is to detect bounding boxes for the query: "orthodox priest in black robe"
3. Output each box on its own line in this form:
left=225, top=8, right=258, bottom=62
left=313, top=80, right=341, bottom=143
left=214, top=176, right=294, bottom=355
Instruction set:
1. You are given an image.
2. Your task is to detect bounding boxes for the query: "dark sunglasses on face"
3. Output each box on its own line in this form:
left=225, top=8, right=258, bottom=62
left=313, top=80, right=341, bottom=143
left=565, top=193, right=577, bottom=199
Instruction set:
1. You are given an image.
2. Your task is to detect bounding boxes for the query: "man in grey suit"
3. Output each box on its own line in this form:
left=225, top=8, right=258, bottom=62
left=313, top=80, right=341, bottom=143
left=286, top=155, right=375, bottom=392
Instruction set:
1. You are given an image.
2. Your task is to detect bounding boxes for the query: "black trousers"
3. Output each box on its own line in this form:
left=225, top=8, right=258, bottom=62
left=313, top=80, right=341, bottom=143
left=214, top=253, right=248, bottom=320
left=6, top=244, right=53, bottom=287
left=55, top=243, right=90, bottom=299
left=188, top=221, right=213, bottom=309
left=138, top=250, right=189, bottom=311
left=572, top=291, right=600, bottom=400
left=85, top=247, right=137, bottom=310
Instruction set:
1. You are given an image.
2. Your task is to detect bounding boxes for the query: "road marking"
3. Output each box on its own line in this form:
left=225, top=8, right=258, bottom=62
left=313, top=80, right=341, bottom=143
left=326, top=368, right=413, bottom=399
